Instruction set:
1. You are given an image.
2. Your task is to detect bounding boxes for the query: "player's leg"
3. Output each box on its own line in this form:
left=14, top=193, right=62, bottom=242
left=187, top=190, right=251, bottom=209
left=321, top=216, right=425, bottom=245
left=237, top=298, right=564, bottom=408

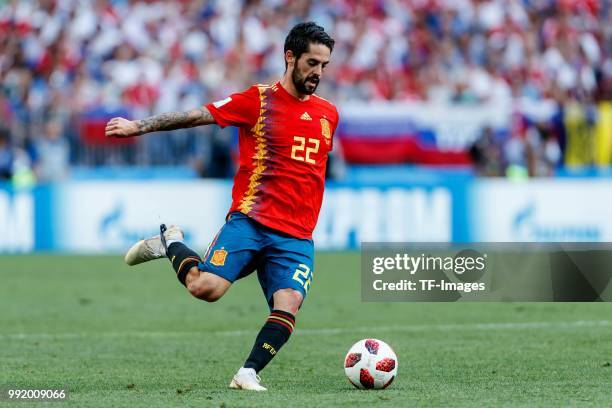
left=230, top=235, right=314, bottom=391
left=182, top=269, right=231, bottom=302
left=229, top=289, right=302, bottom=392
left=124, top=224, right=231, bottom=301
left=124, top=213, right=262, bottom=302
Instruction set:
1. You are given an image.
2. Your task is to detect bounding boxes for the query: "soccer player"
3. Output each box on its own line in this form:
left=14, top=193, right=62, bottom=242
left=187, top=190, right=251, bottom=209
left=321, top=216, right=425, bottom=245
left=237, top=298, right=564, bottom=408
left=104, top=22, right=337, bottom=391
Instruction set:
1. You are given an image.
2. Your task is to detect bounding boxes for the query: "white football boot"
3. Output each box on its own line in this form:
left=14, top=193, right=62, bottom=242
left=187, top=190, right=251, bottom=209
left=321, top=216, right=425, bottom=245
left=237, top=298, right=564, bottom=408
left=229, top=367, right=267, bottom=391
left=124, top=224, right=184, bottom=266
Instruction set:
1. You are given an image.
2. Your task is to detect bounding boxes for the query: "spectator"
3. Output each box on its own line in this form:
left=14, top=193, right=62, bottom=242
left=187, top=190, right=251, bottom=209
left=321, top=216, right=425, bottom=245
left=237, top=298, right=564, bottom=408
left=526, top=121, right=562, bottom=177
left=0, top=0, right=608, bottom=173
left=33, top=119, right=70, bottom=182
left=469, top=126, right=504, bottom=176
left=0, top=127, right=13, bottom=180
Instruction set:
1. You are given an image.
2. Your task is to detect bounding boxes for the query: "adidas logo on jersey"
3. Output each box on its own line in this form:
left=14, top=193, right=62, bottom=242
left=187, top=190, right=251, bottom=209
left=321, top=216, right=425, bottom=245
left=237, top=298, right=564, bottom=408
left=300, top=112, right=312, bottom=121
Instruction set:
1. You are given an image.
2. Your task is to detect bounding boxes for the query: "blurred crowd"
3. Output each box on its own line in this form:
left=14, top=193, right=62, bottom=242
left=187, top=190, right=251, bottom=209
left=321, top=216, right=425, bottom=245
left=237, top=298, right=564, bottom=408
left=0, top=0, right=610, bottom=182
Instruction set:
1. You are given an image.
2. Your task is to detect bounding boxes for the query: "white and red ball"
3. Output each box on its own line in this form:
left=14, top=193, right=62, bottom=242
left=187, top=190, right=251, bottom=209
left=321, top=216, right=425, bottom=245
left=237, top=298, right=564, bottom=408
left=344, top=338, right=397, bottom=390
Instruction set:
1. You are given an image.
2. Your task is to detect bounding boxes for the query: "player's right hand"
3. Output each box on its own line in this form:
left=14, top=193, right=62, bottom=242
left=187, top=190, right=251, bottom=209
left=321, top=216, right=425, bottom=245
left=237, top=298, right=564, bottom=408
left=105, top=117, right=141, bottom=138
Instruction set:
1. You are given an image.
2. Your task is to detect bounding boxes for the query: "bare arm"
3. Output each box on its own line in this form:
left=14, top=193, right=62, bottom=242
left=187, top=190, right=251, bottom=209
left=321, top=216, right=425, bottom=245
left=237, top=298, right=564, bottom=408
left=105, top=107, right=216, bottom=138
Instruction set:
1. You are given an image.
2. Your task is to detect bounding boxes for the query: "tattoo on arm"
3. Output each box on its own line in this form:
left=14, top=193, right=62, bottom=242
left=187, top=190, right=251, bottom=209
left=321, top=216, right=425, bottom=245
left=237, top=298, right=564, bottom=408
left=136, top=107, right=215, bottom=134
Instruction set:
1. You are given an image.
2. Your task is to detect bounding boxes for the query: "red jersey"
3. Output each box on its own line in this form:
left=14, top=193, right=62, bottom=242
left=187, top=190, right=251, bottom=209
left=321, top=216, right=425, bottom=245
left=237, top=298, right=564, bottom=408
left=206, top=82, right=339, bottom=239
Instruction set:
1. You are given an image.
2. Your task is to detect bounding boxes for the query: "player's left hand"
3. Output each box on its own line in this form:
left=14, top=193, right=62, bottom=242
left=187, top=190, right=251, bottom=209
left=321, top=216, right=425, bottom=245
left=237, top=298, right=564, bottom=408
left=105, top=117, right=141, bottom=138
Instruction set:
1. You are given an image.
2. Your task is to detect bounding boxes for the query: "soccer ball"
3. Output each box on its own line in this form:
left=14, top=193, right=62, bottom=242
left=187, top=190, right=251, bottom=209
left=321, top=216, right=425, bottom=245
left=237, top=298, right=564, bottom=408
left=344, top=338, right=398, bottom=389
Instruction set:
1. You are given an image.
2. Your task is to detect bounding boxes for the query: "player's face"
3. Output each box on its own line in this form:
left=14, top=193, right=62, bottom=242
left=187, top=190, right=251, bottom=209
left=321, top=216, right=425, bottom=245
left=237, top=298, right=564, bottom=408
left=292, top=43, right=331, bottom=95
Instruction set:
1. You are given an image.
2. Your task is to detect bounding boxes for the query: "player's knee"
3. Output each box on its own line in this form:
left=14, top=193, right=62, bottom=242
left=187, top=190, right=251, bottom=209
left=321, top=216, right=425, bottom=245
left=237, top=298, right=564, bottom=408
left=187, top=279, right=226, bottom=302
left=188, top=284, right=222, bottom=302
left=273, top=289, right=303, bottom=315
left=201, top=289, right=224, bottom=302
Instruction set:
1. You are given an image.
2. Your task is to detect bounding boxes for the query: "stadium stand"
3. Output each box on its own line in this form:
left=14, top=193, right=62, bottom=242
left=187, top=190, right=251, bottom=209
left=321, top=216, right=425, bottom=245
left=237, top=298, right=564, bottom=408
left=0, top=0, right=610, bottom=179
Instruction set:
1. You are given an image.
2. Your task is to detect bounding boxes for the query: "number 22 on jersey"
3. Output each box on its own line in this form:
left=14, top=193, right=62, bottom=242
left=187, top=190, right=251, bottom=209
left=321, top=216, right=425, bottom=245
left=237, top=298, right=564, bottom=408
left=291, top=136, right=320, bottom=164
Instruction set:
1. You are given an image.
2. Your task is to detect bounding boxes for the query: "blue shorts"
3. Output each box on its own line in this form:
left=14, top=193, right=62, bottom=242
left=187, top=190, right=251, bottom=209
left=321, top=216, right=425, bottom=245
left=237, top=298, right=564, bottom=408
left=199, top=212, right=315, bottom=309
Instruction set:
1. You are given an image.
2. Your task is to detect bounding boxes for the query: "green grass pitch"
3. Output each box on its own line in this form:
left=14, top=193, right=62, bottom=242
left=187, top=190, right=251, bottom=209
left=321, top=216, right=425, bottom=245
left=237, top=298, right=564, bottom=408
left=1, top=253, right=611, bottom=407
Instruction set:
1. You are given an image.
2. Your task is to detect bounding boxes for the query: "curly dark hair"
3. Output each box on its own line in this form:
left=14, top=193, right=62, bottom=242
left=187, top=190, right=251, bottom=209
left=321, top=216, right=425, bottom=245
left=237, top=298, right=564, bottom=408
left=284, top=22, right=335, bottom=68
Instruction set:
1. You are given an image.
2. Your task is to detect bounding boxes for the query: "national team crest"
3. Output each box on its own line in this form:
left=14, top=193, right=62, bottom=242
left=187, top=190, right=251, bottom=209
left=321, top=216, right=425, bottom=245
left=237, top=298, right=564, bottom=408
left=320, top=118, right=331, bottom=144
left=210, top=248, right=228, bottom=266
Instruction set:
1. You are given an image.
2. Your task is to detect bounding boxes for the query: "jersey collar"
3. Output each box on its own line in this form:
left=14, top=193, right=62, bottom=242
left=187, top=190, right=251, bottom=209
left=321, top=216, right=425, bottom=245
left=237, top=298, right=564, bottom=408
left=276, top=81, right=312, bottom=103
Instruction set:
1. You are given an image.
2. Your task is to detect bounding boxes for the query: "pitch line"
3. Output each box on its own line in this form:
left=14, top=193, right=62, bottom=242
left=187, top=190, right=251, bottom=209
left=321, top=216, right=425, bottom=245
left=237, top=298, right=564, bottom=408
left=0, top=320, right=610, bottom=341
